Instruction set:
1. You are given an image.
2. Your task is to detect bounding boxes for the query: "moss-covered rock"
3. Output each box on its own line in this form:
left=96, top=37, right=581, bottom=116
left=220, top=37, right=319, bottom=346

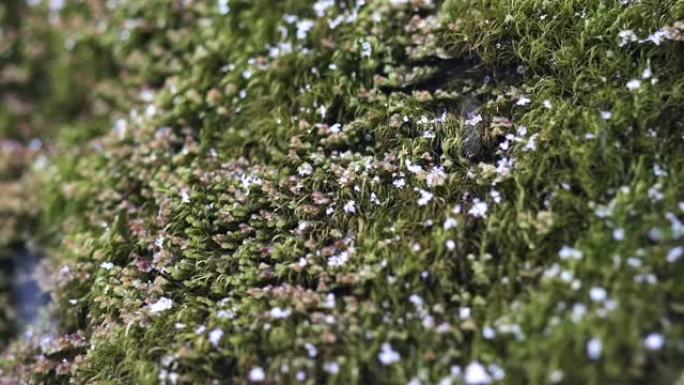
left=2, top=0, right=684, bottom=384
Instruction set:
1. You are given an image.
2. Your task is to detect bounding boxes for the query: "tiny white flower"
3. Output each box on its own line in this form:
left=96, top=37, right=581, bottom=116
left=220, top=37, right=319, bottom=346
left=409, top=294, right=424, bottom=307
left=270, top=307, right=292, bottom=319
left=483, top=326, right=496, bottom=340
left=516, top=96, right=531, bottom=106
left=589, top=287, right=607, bottom=302
left=464, top=362, right=492, bottom=385
left=343, top=200, right=356, bottom=214
left=406, top=160, right=423, bottom=174
left=426, top=167, right=447, bottom=187
left=100, top=262, right=114, bottom=270
left=587, top=338, right=602, bottom=360
left=248, top=367, right=266, bottom=382
left=613, top=228, right=625, bottom=241
left=313, top=0, right=335, bottom=17
left=217, top=0, right=230, bottom=14
left=549, top=370, right=564, bottom=383
left=490, top=190, right=502, bottom=204
left=322, top=293, right=336, bottom=309
left=360, top=41, right=373, bottom=58
left=600, top=110, right=613, bottom=120
left=667, top=246, right=683, bottom=263
left=445, top=240, right=456, bottom=250
left=465, top=114, right=483, bottom=126
left=149, top=297, right=173, bottom=314
left=444, top=217, right=458, bottom=230
left=393, top=178, right=406, bottom=188
left=559, top=246, right=583, bottom=260
left=459, top=307, right=471, bottom=319
left=296, top=19, right=315, bottom=40
left=181, top=190, right=191, bottom=203
left=208, top=328, right=224, bottom=347
left=488, top=364, right=505, bottom=381
left=468, top=199, right=488, bottom=218
left=370, top=192, right=380, bottom=205
left=305, top=343, right=318, bottom=357
left=618, top=30, right=638, bottom=46
left=323, top=361, right=340, bottom=374
left=642, top=67, right=653, bottom=79
left=644, top=30, right=666, bottom=45
left=378, top=343, right=401, bottom=365
left=644, top=333, right=665, bottom=351
left=297, top=162, right=313, bottom=176
left=416, top=189, right=434, bottom=206
left=626, top=79, right=642, bottom=91
left=543, top=99, right=552, bottom=109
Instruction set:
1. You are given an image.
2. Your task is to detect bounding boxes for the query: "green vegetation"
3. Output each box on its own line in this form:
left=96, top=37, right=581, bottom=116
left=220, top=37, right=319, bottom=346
left=1, top=0, right=684, bottom=384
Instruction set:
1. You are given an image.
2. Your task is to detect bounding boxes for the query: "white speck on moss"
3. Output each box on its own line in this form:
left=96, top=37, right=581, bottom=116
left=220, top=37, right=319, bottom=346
left=642, top=67, right=653, bottom=79
left=559, top=246, right=583, bottom=260
left=248, top=367, right=266, bottom=382
left=587, top=338, right=602, bottom=360
left=516, top=96, right=531, bottom=106
left=444, top=217, right=458, bottom=230
left=618, top=30, right=638, bottom=46
left=549, top=370, right=564, bottom=383
left=644, top=333, right=665, bottom=351
left=426, top=166, right=447, bottom=187
left=149, top=297, right=173, bottom=314
left=644, top=29, right=667, bottom=45
left=208, top=328, right=224, bottom=347
left=626, top=79, right=642, bottom=91
left=468, top=199, right=488, bottom=218
left=464, top=362, right=492, bottom=385
left=667, top=246, right=683, bottom=263
left=296, top=19, right=315, bottom=40
left=483, top=326, right=496, bottom=340
left=361, top=41, right=373, bottom=58
left=323, top=361, right=340, bottom=374
left=297, top=162, right=313, bottom=176
left=269, top=307, right=292, bottom=319
left=415, top=189, right=434, bottom=206
left=600, top=110, right=613, bottom=120
left=313, top=0, right=335, bottom=17
left=343, top=200, right=356, bottom=214
left=217, top=0, right=230, bottom=15
left=465, top=114, right=483, bottom=126
left=378, top=343, right=401, bottom=365
left=100, top=262, right=114, bottom=270
left=181, top=190, right=191, bottom=204
left=589, top=287, right=607, bottom=302
left=305, top=343, right=318, bottom=357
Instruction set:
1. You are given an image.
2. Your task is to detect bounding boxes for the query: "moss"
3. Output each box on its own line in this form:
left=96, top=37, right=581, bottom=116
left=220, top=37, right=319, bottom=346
left=2, top=0, right=684, bottom=384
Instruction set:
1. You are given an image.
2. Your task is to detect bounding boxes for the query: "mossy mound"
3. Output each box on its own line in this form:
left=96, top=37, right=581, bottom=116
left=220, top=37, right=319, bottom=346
left=2, top=0, right=684, bottom=384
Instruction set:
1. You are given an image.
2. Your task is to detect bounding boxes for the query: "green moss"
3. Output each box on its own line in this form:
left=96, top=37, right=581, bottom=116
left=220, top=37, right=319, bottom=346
left=2, top=0, right=684, bottom=384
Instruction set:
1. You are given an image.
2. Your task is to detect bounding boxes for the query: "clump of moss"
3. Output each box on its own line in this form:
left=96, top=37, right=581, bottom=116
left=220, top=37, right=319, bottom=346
left=2, top=0, right=684, bottom=384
